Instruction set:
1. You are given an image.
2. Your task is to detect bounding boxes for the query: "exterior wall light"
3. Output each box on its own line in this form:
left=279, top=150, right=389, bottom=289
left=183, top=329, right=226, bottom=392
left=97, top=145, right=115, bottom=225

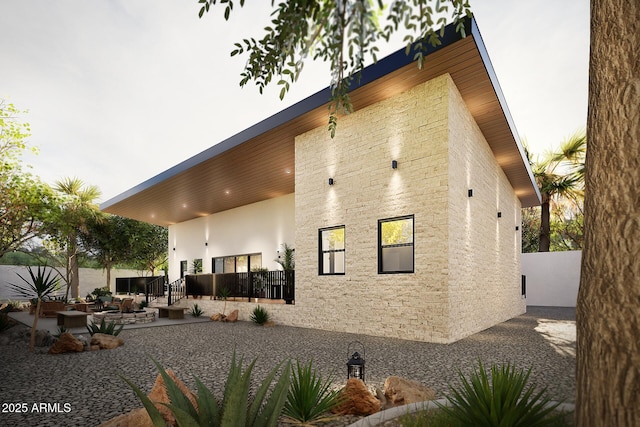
left=205, top=242, right=208, bottom=246
left=468, top=189, right=473, bottom=197
left=346, top=341, right=366, bottom=382
left=497, top=212, right=502, bottom=218
left=328, top=178, right=334, bottom=185
left=173, top=247, right=176, bottom=251
left=391, top=160, right=398, bottom=169
left=516, top=226, right=520, bottom=231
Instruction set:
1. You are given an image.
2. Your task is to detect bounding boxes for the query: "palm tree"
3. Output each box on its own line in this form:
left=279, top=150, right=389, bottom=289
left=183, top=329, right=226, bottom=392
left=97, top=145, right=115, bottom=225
left=9, top=265, right=60, bottom=352
left=526, top=130, right=586, bottom=252
left=53, top=177, right=102, bottom=299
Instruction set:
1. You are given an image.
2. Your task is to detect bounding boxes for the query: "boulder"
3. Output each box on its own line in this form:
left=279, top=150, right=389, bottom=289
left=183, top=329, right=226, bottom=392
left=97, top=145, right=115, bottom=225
left=34, top=329, right=55, bottom=347
left=91, top=333, right=124, bottom=350
left=210, top=313, right=223, bottom=321
left=147, top=369, right=198, bottom=426
left=98, top=408, right=153, bottom=427
left=223, top=310, right=239, bottom=322
left=49, top=332, right=84, bottom=354
left=333, top=379, right=380, bottom=416
left=383, top=376, right=435, bottom=406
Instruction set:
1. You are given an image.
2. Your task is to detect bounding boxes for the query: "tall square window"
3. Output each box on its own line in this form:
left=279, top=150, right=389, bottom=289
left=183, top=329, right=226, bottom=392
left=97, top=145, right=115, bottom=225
left=319, top=226, right=345, bottom=275
left=378, top=215, right=414, bottom=273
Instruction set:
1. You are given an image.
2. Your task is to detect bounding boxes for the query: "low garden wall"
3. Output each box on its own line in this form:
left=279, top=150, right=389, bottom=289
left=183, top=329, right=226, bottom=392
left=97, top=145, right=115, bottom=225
left=522, top=251, right=581, bottom=307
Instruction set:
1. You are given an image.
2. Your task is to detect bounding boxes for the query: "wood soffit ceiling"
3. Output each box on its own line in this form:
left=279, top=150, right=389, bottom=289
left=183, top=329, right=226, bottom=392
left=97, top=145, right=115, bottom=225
left=101, top=18, right=540, bottom=227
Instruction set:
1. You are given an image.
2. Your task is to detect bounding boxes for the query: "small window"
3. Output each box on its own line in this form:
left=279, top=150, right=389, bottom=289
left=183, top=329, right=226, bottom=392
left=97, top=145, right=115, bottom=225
left=378, top=215, right=414, bottom=273
left=319, top=226, right=345, bottom=275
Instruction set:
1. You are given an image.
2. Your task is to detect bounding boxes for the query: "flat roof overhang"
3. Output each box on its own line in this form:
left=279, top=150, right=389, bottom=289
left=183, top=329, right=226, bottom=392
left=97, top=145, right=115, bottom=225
left=101, top=17, right=541, bottom=227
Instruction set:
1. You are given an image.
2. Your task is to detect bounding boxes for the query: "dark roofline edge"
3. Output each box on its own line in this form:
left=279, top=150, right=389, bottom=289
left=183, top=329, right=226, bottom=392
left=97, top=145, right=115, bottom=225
left=101, top=16, right=540, bottom=211
left=100, top=18, right=469, bottom=211
left=469, top=18, right=542, bottom=206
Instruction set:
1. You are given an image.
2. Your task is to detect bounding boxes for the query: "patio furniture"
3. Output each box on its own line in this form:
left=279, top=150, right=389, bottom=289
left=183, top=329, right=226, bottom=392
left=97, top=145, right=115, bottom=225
left=30, top=301, right=67, bottom=318
left=56, top=311, right=89, bottom=328
left=157, top=306, right=187, bottom=320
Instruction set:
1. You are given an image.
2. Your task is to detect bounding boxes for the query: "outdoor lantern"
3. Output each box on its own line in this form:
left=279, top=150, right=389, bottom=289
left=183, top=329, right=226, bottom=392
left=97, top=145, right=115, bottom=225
left=328, top=177, right=334, bottom=185
left=391, top=160, right=398, bottom=169
left=346, top=341, right=366, bottom=382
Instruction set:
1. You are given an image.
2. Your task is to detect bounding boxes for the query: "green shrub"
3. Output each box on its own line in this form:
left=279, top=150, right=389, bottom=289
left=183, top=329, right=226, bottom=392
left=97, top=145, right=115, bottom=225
left=86, top=318, right=124, bottom=336
left=436, top=360, right=570, bottom=427
left=138, top=300, right=148, bottom=309
left=283, top=360, right=342, bottom=425
left=122, top=351, right=291, bottom=427
left=250, top=305, right=270, bottom=325
left=190, top=303, right=204, bottom=317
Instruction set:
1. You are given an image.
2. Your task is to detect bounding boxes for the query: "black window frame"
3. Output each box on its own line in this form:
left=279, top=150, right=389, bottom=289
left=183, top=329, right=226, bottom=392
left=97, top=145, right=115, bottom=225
left=378, top=215, right=415, bottom=274
left=319, top=225, right=346, bottom=275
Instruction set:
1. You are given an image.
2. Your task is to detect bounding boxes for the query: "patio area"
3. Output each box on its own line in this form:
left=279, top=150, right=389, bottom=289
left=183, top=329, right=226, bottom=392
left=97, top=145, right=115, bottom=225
left=0, top=306, right=576, bottom=427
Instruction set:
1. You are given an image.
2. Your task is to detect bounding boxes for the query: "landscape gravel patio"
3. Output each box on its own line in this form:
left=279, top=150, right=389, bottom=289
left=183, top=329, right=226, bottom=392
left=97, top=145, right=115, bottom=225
left=0, top=306, right=575, bottom=427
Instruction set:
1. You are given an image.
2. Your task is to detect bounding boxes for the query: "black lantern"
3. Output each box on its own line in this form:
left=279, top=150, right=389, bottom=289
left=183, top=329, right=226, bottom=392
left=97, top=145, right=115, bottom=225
left=346, top=341, right=366, bottom=382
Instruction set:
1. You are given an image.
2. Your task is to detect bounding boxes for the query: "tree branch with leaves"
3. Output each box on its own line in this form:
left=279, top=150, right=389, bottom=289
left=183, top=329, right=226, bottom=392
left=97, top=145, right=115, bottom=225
left=198, top=0, right=471, bottom=137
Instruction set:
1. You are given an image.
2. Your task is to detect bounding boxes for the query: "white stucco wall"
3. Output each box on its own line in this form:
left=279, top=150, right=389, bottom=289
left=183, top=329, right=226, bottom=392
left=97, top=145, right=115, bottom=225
left=0, top=266, right=145, bottom=300
left=522, top=250, right=581, bottom=307
left=168, top=194, right=295, bottom=282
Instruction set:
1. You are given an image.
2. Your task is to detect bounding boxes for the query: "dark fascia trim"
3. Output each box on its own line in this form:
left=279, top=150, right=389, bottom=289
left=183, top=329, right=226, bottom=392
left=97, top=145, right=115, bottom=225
left=101, top=18, right=474, bottom=211
left=468, top=18, right=541, bottom=205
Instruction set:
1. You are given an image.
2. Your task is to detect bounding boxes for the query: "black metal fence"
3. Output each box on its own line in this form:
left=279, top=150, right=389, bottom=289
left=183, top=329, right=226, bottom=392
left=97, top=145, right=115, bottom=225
left=185, top=270, right=295, bottom=304
left=116, top=276, right=163, bottom=295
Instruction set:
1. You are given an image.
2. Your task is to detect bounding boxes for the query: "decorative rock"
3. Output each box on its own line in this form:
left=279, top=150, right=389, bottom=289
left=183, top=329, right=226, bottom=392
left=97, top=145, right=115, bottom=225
left=223, top=310, right=238, bottom=322
left=210, top=313, right=223, bottom=321
left=91, top=333, right=124, bottom=350
left=34, top=329, right=55, bottom=347
left=98, top=407, right=153, bottom=427
left=263, top=320, right=276, bottom=327
left=147, top=369, right=197, bottom=426
left=383, top=376, right=436, bottom=406
left=333, top=379, right=380, bottom=416
left=49, top=332, right=84, bottom=354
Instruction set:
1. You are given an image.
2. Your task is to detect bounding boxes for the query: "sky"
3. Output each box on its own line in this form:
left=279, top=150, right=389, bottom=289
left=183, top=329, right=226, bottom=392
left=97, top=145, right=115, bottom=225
left=0, top=0, right=589, bottom=204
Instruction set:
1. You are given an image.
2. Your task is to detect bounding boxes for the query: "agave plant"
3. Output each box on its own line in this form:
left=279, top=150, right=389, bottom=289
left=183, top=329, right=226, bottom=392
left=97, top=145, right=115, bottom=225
left=190, top=303, right=204, bottom=318
left=282, top=360, right=342, bottom=425
left=86, top=318, right=124, bottom=336
left=9, top=265, right=60, bottom=352
left=250, top=305, right=270, bottom=325
left=122, top=351, right=291, bottom=427
left=437, top=360, right=570, bottom=427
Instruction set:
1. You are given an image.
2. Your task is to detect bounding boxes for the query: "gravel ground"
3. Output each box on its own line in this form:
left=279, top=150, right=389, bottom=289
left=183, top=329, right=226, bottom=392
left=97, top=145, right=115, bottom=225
left=0, top=306, right=575, bottom=427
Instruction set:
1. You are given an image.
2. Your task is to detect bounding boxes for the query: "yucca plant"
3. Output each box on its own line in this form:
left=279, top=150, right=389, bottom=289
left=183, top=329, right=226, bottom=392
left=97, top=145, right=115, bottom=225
left=86, top=318, right=124, bottom=336
left=217, top=286, right=231, bottom=316
left=190, top=303, right=204, bottom=317
left=436, top=360, right=570, bottom=427
left=250, top=305, right=270, bottom=325
left=9, top=265, right=60, bottom=352
left=122, top=351, right=291, bottom=427
left=282, top=360, right=342, bottom=425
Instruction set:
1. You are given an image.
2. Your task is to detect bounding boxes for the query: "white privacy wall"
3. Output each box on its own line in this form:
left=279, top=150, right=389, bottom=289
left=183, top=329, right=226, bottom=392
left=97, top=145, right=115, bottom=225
left=522, top=250, right=581, bottom=307
left=168, top=194, right=295, bottom=282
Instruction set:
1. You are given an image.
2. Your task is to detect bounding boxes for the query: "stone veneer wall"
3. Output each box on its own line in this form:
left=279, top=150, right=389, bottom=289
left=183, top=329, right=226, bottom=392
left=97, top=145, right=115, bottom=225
left=445, top=75, right=526, bottom=341
left=175, top=74, right=525, bottom=344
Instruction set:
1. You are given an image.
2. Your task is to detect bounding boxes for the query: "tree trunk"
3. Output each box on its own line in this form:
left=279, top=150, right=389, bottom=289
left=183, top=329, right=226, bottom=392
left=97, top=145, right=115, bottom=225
left=538, top=199, right=551, bottom=252
left=576, top=1, right=640, bottom=425
left=69, top=239, right=79, bottom=299
left=30, top=298, right=41, bottom=353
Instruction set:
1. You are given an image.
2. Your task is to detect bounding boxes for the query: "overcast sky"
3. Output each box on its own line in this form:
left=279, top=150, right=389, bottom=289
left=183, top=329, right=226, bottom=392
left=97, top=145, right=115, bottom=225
left=0, top=0, right=589, bottom=204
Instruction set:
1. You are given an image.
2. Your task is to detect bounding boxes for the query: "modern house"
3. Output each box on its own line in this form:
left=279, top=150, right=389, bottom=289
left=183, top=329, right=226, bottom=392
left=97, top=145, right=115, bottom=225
left=101, top=17, right=540, bottom=344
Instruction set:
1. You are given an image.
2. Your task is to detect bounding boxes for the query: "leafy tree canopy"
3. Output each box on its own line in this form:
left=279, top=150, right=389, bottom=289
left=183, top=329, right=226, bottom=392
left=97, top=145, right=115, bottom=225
left=0, top=100, right=60, bottom=258
left=198, top=0, right=472, bottom=137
